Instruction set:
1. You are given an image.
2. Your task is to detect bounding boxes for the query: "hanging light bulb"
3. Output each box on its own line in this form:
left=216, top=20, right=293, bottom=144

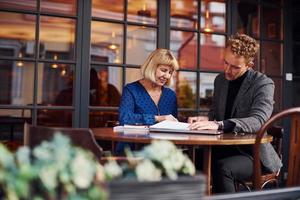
left=17, top=52, right=24, bottom=67
left=51, top=54, right=58, bottom=68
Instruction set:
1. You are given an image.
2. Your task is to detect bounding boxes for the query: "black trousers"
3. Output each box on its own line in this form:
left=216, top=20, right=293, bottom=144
left=212, top=146, right=253, bottom=194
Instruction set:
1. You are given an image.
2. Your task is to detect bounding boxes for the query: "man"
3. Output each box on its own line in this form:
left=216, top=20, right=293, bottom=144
left=188, top=33, right=282, bottom=193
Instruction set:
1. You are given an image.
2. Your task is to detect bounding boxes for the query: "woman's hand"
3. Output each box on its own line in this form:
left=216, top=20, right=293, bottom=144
left=155, top=115, right=178, bottom=122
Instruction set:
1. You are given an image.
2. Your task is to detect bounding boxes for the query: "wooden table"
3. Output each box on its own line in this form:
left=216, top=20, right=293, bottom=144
left=92, top=128, right=272, bottom=195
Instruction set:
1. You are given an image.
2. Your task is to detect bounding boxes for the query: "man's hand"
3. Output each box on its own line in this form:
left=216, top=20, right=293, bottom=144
left=188, top=121, right=218, bottom=130
left=187, top=116, right=209, bottom=123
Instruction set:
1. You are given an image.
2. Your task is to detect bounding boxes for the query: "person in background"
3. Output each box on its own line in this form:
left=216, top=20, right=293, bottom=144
left=119, top=48, right=179, bottom=126
left=188, top=33, right=282, bottom=193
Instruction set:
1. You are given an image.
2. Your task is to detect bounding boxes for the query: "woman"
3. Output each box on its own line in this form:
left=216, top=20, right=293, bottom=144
left=119, top=48, right=179, bottom=125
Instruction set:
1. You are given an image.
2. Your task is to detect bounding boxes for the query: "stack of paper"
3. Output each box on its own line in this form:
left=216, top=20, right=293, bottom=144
left=113, top=125, right=149, bottom=134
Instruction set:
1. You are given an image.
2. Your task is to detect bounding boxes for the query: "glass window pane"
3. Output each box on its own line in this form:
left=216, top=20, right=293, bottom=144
left=233, top=2, right=259, bottom=38
left=272, top=77, right=282, bottom=113
left=40, top=16, right=76, bottom=61
left=41, top=0, right=77, bottom=16
left=262, top=0, right=282, bottom=6
left=0, top=60, right=34, bottom=105
left=0, top=0, right=36, bottom=11
left=201, top=0, right=226, bottom=33
left=125, top=67, right=142, bottom=84
left=91, top=21, right=123, bottom=64
left=261, top=42, right=283, bottom=76
left=0, top=109, right=31, bottom=141
left=171, top=0, right=197, bottom=29
left=90, top=66, right=122, bottom=107
left=200, top=33, right=226, bottom=71
left=126, top=25, right=156, bottom=65
left=37, top=63, right=75, bottom=106
left=293, top=12, right=300, bottom=42
left=293, top=45, right=300, bottom=76
left=199, top=72, right=218, bottom=110
left=0, top=12, right=36, bottom=58
left=293, top=78, right=300, bottom=107
left=89, top=110, right=119, bottom=128
left=37, top=109, right=73, bottom=127
left=178, top=110, right=198, bottom=123
left=92, top=0, right=124, bottom=20
left=170, top=30, right=197, bottom=70
left=174, top=71, right=197, bottom=109
left=127, top=0, right=157, bottom=25
left=262, top=6, right=283, bottom=40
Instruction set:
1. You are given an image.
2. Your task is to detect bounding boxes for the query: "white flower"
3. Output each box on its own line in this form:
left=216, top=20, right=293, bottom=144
left=182, top=156, right=196, bottom=176
left=104, top=160, right=122, bottom=180
left=135, top=159, right=162, bottom=181
left=16, top=146, right=31, bottom=165
left=140, top=140, right=176, bottom=161
left=71, top=151, right=95, bottom=189
left=39, top=165, right=58, bottom=190
left=169, top=150, right=186, bottom=171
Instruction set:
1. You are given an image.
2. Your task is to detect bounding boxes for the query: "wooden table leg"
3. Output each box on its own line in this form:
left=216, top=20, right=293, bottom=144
left=203, top=146, right=212, bottom=195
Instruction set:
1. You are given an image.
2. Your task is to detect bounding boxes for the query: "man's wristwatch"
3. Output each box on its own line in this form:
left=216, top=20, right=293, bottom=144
left=217, top=121, right=224, bottom=130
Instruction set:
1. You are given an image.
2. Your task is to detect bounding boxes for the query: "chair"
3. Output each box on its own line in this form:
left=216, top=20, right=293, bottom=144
left=23, top=123, right=103, bottom=161
left=235, top=125, right=284, bottom=191
left=253, top=107, right=300, bottom=190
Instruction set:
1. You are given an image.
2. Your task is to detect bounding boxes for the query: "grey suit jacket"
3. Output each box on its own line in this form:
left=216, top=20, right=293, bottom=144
left=208, top=69, right=282, bottom=172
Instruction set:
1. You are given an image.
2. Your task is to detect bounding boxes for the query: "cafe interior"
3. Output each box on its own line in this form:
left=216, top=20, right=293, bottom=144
left=0, top=0, right=300, bottom=199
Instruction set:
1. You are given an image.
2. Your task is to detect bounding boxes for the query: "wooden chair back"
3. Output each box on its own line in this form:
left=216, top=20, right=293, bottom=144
left=253, top=107, right=300, bottom=189
left=24, top=123, right=103, bottom=161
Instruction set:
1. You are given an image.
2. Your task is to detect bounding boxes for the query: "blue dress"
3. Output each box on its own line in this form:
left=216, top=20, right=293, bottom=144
left=118, top=81, right=178, bottom=125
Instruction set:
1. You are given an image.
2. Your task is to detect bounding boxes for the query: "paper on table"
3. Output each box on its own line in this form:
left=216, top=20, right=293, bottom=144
left=113, top=125, right=149, bottom=134
left=149, top=120, right=221, bottom=135
left=149, top=120, right=190, bottom=130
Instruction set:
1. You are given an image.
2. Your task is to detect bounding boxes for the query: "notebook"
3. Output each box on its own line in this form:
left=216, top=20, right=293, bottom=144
left=149, top=120, right=221, bottom=135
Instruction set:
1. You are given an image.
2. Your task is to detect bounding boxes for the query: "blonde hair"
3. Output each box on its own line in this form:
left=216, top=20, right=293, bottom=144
left=140, top=48, right=179, bottom=86
left=227, top=33, right=259, bottom=63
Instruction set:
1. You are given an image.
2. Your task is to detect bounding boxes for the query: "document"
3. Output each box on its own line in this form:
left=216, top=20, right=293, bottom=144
left=113, top=125, right=149, bottom=135
left=149, top=120, right=221, bottom=135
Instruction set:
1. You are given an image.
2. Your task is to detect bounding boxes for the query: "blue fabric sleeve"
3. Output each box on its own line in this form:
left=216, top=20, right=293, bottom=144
left=223, top=120, right=236, bottom=133
left=118, top=87, right=155, bottom=125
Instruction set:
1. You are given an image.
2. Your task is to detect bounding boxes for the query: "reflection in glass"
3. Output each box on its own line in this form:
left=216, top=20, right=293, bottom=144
left=201, top=0, right=226, bottom=33
left=0, top=61, right=34, bottom=105
left=125, top=68, right=142, bottom=84
left=171, top=0, right=197, bottom=29
left=293, top=45, right=300, bottom=75
left=90, top=66, right=122, bottom=107
left=174, top=71, right=196, bottom=109
left=41, top=0, right=77, bottom=16
left=89, top=110, right=119, bottom=128
left=271, top=77, right=282, bottom=113
left=40, top=16, right=75, bottom=60
left=199, top=72, right=218, bottom=110
left=91, top=21, right=123, bottom=64
left=126, top=25, right=156, bottom=65
left=262, top=6, right=283, bottom=40
left=37, top=63, right=75, bottom=106
left=0, top=12, right=36, bottom=58
left=233, top=2, right=259, bottom=37
left=261, top=42, right=283, bottom=76
left=200, top=33, right=226, bottom=71
left=92, top=0, right=124, bottom=20
left=127, top=0, right=157, bottom=25
left=37, top=109, right=73, bottom=127
left=0, top=0, right=36, bottom=11
left=170, top=30, right=197, bottom=70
